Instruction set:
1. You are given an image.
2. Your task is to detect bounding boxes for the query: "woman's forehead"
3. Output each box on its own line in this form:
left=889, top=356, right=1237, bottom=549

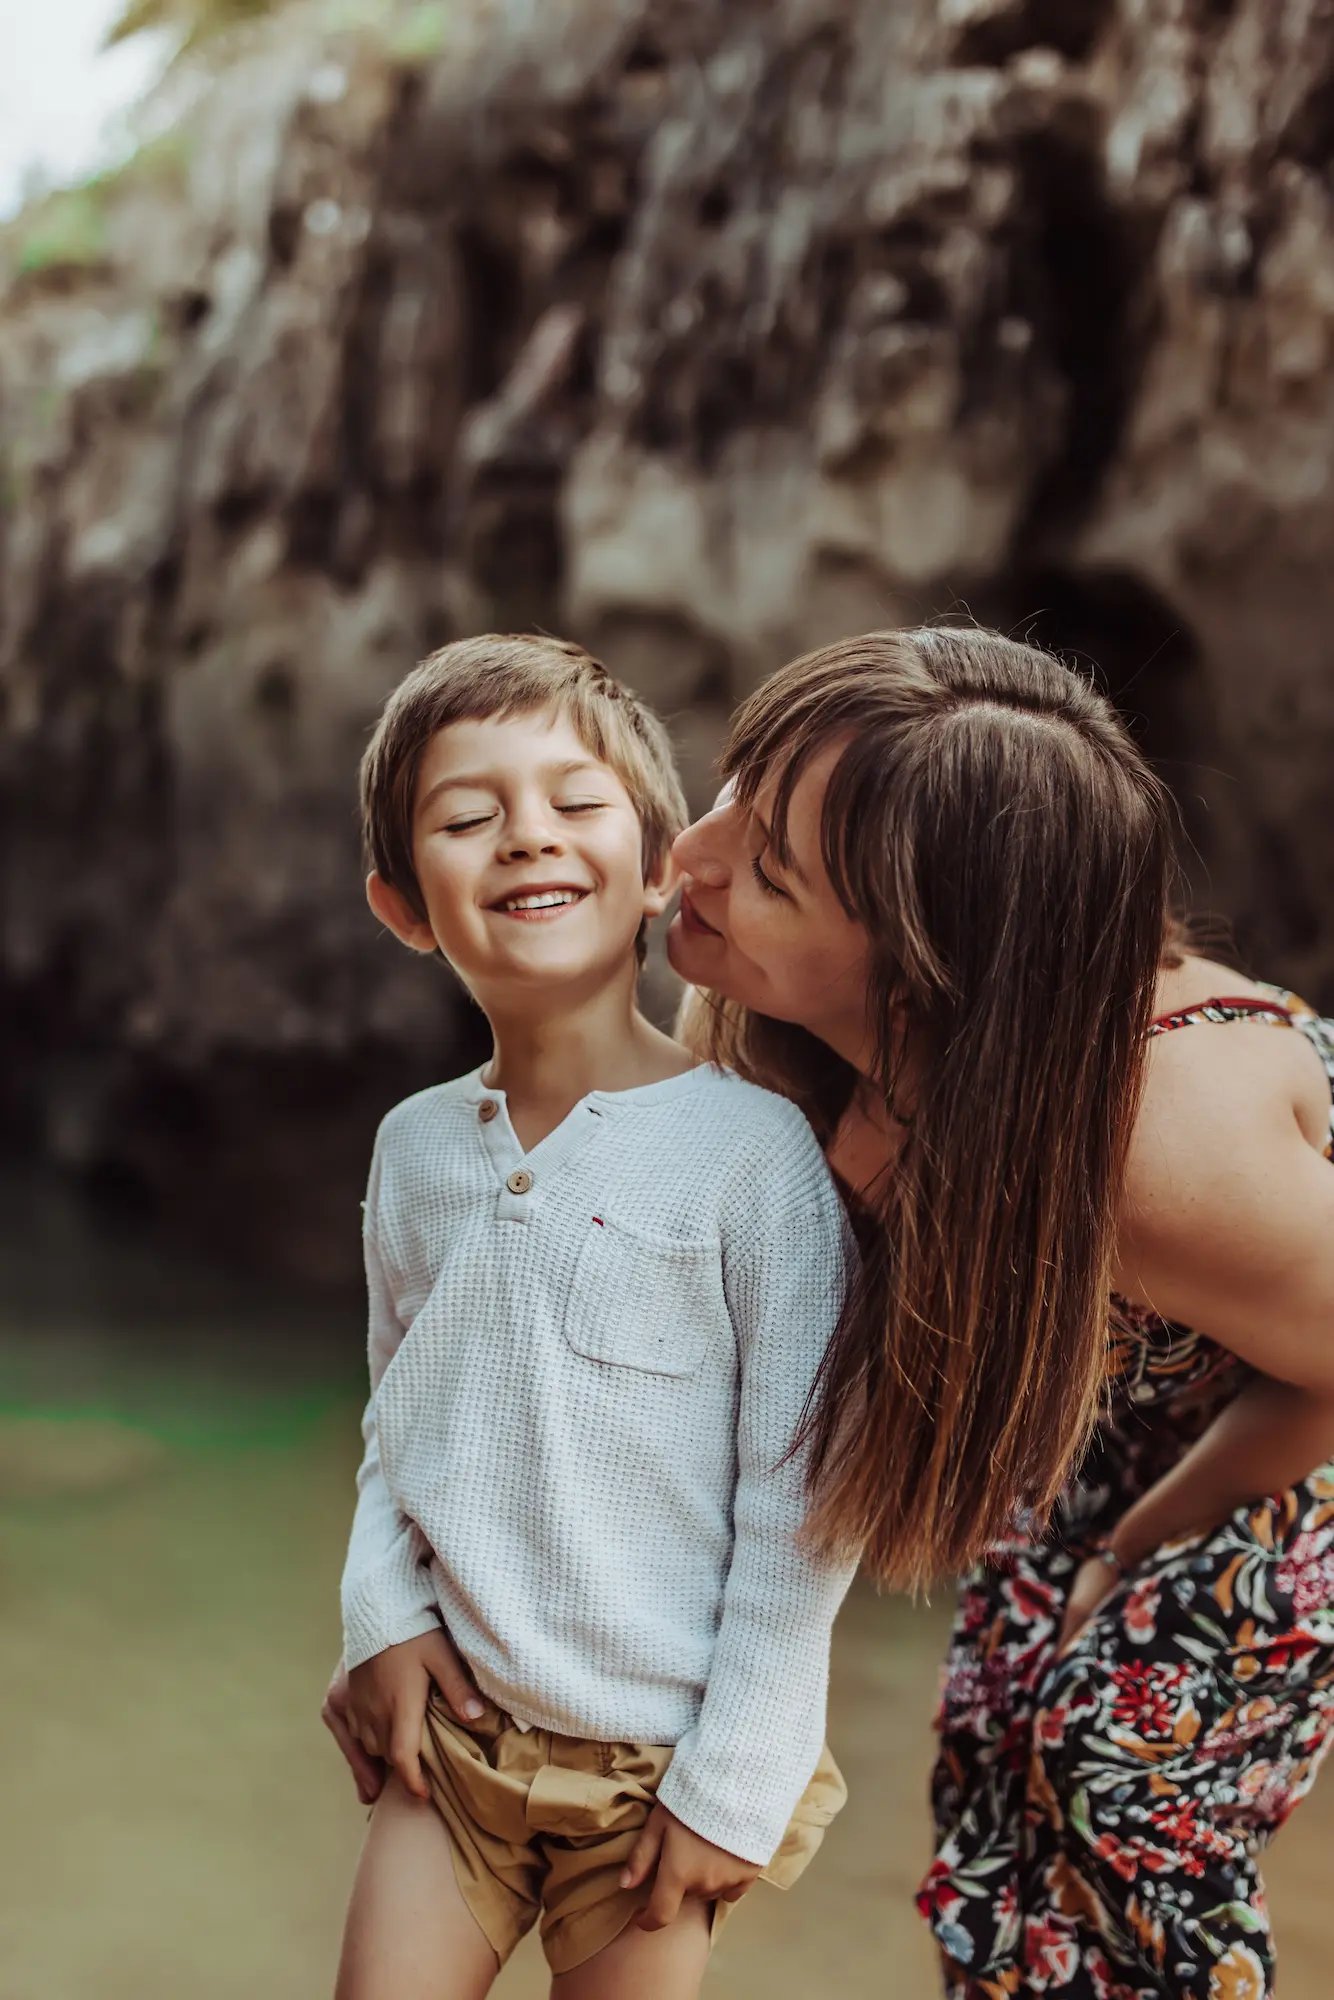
left=748, top=737, right=849, bottom=874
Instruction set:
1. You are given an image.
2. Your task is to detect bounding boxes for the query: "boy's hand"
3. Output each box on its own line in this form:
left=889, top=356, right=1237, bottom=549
left=321, top=1657, right=386, bottom=1805
left=621, top=1804, right=760, bottom=1930
left=345, top=1630, right=485, bottom=1802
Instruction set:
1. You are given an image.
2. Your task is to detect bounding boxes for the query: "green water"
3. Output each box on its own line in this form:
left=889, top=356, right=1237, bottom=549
left=0, top=1173, right=369, bottom=2000
left=4, top=1174, right=1329, bottom=1998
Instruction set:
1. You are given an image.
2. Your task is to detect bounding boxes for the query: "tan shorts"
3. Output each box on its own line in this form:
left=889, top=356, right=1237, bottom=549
left=412, top=1689, right=846, bottom=1975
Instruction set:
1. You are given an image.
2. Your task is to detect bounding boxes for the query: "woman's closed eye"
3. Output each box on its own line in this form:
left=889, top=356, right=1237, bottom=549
left=750, top=851, right=786, bottom=898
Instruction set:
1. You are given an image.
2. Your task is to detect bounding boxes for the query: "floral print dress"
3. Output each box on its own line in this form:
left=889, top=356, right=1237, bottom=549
left=921, top=991, right=1334, bottom=2000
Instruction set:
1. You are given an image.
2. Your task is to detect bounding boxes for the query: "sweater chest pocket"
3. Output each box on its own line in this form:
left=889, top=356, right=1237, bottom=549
left=562, top=1216, right=725, bottom=1378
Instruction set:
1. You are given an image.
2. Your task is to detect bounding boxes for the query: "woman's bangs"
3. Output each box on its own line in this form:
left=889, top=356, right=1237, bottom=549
left=722, top=692, right=851, bottom=875
left=720, top=734, right=793, bottom=871
left=816, top=734, right=883, bottom=921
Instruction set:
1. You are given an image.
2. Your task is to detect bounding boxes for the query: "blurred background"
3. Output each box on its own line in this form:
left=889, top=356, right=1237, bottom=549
left=3, top=1, right=1334, bottom=1994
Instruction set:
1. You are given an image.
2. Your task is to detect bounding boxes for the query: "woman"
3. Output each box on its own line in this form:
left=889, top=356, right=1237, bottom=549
left=327, top=627, right=1334, bottom=1998
left=669, top=625, right=1334, bottom=2000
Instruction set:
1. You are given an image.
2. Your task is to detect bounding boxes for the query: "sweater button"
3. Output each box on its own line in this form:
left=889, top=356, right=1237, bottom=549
left=478, top=1099, right=499, bottom=1123
left=506, top=1168, right=534, bottom=1195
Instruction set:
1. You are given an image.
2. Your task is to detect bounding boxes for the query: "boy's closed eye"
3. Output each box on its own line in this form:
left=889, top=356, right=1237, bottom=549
left=441, top=799, right=611, bottom=834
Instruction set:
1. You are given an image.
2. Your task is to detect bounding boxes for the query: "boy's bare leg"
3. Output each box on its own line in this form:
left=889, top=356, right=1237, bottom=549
left=336, top=1773, right=501, bottom=2000
left=549, top=1897, right=712, bottom=2000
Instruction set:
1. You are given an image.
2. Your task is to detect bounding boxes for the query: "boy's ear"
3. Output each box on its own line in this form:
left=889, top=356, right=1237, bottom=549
left=367, top=871, right=437, bottom=953
left=641, top=844, right=680, bottom=922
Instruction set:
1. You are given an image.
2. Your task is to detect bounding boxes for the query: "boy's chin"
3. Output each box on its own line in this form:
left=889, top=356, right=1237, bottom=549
left=472, top=940, right=643, bottom=998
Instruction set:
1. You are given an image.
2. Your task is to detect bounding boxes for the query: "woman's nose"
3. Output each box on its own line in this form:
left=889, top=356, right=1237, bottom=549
left=673, top=813, right=730, bottom=889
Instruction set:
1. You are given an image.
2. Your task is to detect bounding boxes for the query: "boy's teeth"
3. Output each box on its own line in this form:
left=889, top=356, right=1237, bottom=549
left=503, top=890, right=582, bottom=911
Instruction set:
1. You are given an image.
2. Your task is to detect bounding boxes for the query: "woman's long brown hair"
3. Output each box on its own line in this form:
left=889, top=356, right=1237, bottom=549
left=693, top=628, right=1175, bottom=1590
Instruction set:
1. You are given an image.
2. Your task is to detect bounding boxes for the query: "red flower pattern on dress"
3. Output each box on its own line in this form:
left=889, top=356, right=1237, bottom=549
left=1024, top=1914, right=1080, bottom=1983
left=1092, top=1832, right=1137, bottom=1883
left=1109, top=1659, right=1188, bottom=1737
left=1148, top=1797, right=1200, bottom=1845
left=1121, top=1577, right=1160, bottom=1646
left=918, top=1857, right=965, bottom=1924
left=1274, top=1534, right=1334, bottom=1619
left=1084, top=1949, right=1120, bottom=2000
left=1261, top=1633, right=1320, bottom=1672
left=1036, top=1705, right=1069, bottom=1750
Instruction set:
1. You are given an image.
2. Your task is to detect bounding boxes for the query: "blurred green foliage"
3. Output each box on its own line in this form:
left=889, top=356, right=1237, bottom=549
left=105, top=0, right=287, bottom=54
left=386, top=1, right=449, bottom=62
left=9, top=129, right=192, bottom=277
left=105, top=0, right=450, bottom=64
left=14, top=188, right=108, bottom=276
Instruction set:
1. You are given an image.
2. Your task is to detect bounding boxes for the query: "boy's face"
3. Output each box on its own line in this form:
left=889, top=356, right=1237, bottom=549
left=369, top=706, right=671, bottom=1002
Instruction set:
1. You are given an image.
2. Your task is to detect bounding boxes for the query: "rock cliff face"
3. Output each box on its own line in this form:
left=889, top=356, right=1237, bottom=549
left=4, top=0, right=1334, bottom=1276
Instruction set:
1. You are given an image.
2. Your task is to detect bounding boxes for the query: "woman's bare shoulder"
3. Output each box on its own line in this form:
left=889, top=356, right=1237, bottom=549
left=1115, top=961, right=1334, bottom=1358
left=1150, top=951, right=1273, bottom=1016
left=1118, top=955, right=1331, bottom=1277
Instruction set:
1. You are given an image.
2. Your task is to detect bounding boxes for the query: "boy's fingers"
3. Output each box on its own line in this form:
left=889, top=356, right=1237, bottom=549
left=719, top=1880, right=751, bottom=1903
left=637, top=1867, right=684, bottom=1933
left=321, top=1696, right=385, bottom=1804
left=619, top=1815, right=665, bottom=1891
left=398, top=1767, right=428, bottom=1803
left=423, top=1629, right=485, bottom=1722
left=390, top=1722, right=429, bottom=1801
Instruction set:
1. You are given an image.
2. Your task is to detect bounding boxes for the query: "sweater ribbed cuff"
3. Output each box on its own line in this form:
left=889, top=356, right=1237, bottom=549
left=656, top=1742, right=798, bottom=1867
left=342, top=1597, right=441, bottom=1673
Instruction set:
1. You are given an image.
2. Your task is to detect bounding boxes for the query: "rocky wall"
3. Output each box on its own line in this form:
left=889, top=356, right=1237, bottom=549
left=4, top=0, right=1333, bottom=1276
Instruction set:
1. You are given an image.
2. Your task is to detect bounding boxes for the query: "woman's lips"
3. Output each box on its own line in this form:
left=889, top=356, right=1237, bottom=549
left=678, top=888, right=722, bottom=938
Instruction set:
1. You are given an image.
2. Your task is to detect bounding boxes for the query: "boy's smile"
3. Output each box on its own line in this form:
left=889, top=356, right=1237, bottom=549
left=368, top=706, right=671, bottom=1000
left=489, top=883, right=590, bottom=920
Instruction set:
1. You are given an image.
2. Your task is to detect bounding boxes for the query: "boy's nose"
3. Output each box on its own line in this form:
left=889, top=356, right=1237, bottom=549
left=502, top=821, right=563, bottom=860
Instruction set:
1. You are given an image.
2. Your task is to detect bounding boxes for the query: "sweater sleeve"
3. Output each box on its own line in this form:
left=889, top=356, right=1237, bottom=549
left=339, top=1144, right=441, bottom=1671
left=655, top=1123, right=858, bottom=1863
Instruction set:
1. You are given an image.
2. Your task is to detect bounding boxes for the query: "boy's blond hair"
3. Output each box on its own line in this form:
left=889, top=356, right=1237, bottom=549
left=360, top=635, right=688, bottom=934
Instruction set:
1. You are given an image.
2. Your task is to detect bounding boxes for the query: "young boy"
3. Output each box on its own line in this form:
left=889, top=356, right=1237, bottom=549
left=332, top=635, right=855, bottom=2000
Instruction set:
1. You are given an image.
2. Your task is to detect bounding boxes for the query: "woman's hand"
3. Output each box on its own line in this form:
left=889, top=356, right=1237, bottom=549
left=1056, top=1554, right=1123, bottom=1655
left=322, top=1627, right=483, bottom=1805
left=621, top=1804, right=760, bottom=1930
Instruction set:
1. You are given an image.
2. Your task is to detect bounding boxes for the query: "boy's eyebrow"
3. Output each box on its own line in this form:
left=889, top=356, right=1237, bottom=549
left=752, top=807, right=809, bottom=888
left=416, top=758, right=608, bottom=817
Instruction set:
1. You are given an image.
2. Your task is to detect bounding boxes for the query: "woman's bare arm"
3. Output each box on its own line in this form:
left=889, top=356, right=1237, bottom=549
left=1109, top=1021, right=1334, bottom=1562
left=1053, top=1024, right=1334, bottom=1649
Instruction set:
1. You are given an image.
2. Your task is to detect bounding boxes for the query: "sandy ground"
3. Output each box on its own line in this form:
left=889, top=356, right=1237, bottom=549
left=1, top=1396, right=1331, bottom=2000
left=1, top=1184, right=1330, bottom=1998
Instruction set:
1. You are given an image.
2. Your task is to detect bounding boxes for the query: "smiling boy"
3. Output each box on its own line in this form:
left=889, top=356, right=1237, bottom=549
left=333, top=636, right=855, bottom=2000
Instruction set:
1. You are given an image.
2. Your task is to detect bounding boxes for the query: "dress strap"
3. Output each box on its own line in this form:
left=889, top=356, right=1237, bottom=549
left=1147, top=996, right=1295, bottom=1038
